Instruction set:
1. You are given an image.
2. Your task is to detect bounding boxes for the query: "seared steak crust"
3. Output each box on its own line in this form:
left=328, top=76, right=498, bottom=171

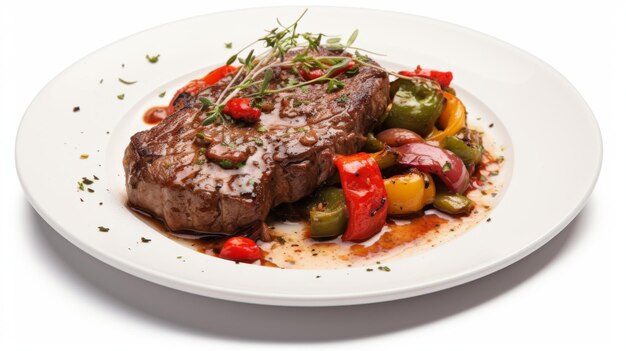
left=124, top=50, right=389, bottom=233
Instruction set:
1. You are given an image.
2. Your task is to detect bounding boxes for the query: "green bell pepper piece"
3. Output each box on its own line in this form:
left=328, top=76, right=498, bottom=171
left=306, top=187, right=348, bottom=238
left=363, top=133, right=385, bottom=153
left=441, top=136, right=482, bottom=170
left=433, top=191, right=475, bottom=215
left=383, top=79, right=445, bottom=137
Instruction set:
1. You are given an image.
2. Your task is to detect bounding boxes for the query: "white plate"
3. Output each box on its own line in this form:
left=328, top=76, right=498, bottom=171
left=15, top=7, right=602, bottom=306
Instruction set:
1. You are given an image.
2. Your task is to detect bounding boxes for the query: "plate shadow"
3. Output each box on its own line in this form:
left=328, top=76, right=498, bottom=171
left=25, top=199, right=590, bottom=342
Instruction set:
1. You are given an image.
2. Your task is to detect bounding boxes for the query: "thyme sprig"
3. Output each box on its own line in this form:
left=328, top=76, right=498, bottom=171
left=206, top=9, right=437, bottom=127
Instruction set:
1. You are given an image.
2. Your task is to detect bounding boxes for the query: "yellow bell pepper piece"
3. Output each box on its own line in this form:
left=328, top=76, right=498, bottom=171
left=423, top=173, right=436, bottom=205
left=384, top=172, right=435, bottom=215
left=426, top=91, right=466, bottom=142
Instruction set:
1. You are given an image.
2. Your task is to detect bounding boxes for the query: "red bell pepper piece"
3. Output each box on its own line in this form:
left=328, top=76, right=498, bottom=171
left=300, top=61, right=356, bottom=81
left=394, top=142, right=470, bottom=194
left=219, top=236, right=262, bottom=263
left=167, top=65, right=238, bottom=114
left=222, top=97, right=261, bottom=123
left=398, top=66, right=453, bottom=87
left=334, top=153, right=388, bottom=242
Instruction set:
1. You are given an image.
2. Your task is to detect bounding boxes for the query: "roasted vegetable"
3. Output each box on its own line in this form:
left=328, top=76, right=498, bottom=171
left=441, top=136, right=481, bottom=170
left=168, top=65, right=237, bottom=114
left=394, top=142, right=470, bottom=194
left=375, top=128, right=424, bottom=147
left=383, top=79, right=445, bottom=137
left=370, top=146, right=399, bottom=170
left=306, top=187, right=348, bottom=239
left=433, top=192, right=475, bottom=215
left=427, top=90, right=466, bottom=141
left=363, top=133, right=385, bottom=152
left=334, top=153, right=388, bottom=242
left=219, top=236, right=262, bottom=263
left=384, top=172, right=435, bottom=215
left=442, top=128, right=483, bottom=173
left=398, top=66, right=454, bottom=87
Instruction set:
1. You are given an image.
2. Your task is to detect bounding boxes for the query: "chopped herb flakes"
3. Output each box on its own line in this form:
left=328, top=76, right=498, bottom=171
left=219, top=159, right=233, bottom=168
left=98, top=226, right=110, bottom=232
left=442, top=161, right=452, bottom=173
left=81, top=177, right=94, bottom=185
left=80, top=154, right=89, bottom=159
left=158, top=91, right=166, bottom=98
left=275, top=236, right=286, bottom=245
left=225, top=42, right=233, bottom=49
left=87, top=188, right=95, bottom=193
left=366, top=268, right=373, bottom=272
left=117, top=94, right=125, bottom=100
left=146, top=54, right=160, bottom=63
left=199, top=97, right=213, bottom=108
left=118, top=78, right=137, bottom=85
left=489, top=170, right=499, bottom=176
left=378, top=266, right=391, bottom=272
left=336, top=94, right=349, bottom=103
left=176, top=256, right=182, bottom=259
left=141, top=237, right=152, bottom=243
left=257, top=126, right=267, bottom=133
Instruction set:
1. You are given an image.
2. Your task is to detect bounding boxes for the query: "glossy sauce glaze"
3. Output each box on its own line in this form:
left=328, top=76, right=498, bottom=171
left=143, top=106, right=168, bottom=125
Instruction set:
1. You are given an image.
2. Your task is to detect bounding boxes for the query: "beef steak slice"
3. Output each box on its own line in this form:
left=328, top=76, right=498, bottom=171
left=124, top=51, right=389, bottom=233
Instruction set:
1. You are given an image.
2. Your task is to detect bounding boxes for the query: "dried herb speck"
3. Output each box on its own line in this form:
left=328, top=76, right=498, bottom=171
left=98, top=226, right=109, bottom=232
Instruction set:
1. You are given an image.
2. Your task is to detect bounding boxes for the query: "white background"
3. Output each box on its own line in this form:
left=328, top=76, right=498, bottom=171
left=1, top=0, right=624, bottom=349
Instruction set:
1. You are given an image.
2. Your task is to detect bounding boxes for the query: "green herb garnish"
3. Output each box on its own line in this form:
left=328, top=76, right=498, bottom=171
left=141, top=237, right=151, bottom=243
left=442, top=161, right=452, bottom=173
left=118, top=78, right=137, bottom=85
left=117, top=94, right=125, bottom=100
left=336, top=94, right=349, bottom=103
left=98, top=226, right=109, bottom=232
left=225, top=42, right=233, bottom=49
left=219, top=159, right=233, bottom=168
left=146, top=54, right=160, bottom=63
left=378, top=266, right=391, bottom=272
left=326, top=78, right=345, bottom=93
left=158, top=91, right=166, bottom=98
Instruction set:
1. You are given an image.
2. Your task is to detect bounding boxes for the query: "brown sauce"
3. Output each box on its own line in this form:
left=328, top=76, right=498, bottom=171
left=350, top=214, right=448, bottom=257
left=143, top=106, right=168, bottom=125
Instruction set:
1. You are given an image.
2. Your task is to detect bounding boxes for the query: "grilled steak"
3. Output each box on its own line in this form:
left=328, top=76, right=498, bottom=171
left=124, top=50, right=389, bottom=233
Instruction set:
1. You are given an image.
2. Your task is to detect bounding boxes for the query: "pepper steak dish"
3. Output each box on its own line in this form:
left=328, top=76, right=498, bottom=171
left=124, top=12, right=504, bottom=268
